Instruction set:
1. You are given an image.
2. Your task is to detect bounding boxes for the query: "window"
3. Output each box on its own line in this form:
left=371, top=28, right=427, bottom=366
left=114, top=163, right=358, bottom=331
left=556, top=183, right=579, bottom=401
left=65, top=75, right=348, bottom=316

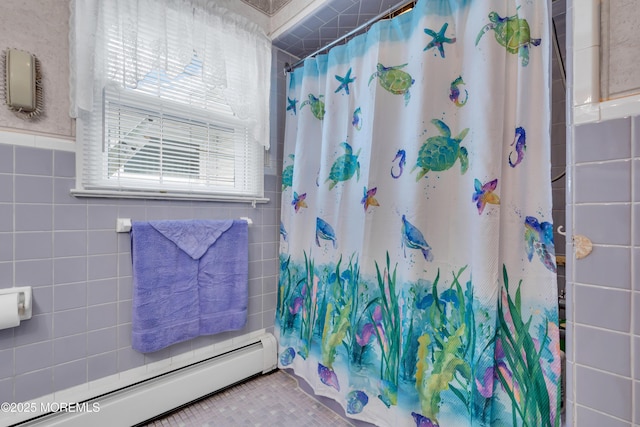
left=69, top=0, right=271, bottom=201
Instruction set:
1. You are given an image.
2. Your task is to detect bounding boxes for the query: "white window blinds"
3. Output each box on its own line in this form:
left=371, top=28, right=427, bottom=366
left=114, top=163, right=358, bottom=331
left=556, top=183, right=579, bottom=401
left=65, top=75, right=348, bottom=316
left=69, top=0, right=271, bottom=200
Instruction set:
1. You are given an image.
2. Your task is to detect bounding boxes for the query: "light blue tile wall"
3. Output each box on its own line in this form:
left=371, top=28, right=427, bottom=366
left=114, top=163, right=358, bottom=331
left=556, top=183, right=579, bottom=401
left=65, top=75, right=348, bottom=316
left=568, top=114, right=639, bottom=426
left=0, top=140, right=281, bottom=403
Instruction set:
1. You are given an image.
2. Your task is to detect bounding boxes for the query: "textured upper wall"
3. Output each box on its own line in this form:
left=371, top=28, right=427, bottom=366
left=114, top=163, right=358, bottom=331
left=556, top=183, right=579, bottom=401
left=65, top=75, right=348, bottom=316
left=241, top=0, right=293, bottom=16
left=196, top=0, right=270, bottom=31
left=0, top=0, right=74, bottom=138
left=600, top=0, right=640, bottom=100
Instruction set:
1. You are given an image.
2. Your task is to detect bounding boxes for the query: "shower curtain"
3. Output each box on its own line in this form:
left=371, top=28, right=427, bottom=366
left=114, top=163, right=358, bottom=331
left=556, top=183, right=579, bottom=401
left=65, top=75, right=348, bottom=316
left=276, top=0, right=561, bottom=426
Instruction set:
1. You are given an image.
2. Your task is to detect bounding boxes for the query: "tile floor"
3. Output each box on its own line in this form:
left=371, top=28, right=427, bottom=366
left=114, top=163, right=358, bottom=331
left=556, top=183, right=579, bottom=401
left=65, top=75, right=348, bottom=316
left=140, top=369, right=354, bottom=427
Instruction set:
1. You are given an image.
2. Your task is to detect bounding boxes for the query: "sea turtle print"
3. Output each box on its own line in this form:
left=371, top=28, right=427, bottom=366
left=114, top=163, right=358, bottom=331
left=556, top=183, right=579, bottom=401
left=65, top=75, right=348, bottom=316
left=476, top=10, right=541, bottom=66
left=525, top=216, right=556, bottom=273
left=300, top=94, right=325, bottom=120
left=412, top=119, right=469, bottom=180
left=326, top=142, right=361, bottom=190
left=368, top=63, right=415, bottom=106
left=282, top=154, right=294, bottom=190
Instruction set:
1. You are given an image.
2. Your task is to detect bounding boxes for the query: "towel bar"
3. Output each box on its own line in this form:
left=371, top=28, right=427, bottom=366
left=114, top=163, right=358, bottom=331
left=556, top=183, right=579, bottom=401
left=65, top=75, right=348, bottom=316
left=116, top=217, right=252, bottom=232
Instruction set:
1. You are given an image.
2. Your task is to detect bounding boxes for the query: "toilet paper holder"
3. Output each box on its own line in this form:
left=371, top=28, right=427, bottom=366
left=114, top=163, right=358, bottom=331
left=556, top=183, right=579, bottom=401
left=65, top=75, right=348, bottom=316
left=0, top=287, right=32, bottom=321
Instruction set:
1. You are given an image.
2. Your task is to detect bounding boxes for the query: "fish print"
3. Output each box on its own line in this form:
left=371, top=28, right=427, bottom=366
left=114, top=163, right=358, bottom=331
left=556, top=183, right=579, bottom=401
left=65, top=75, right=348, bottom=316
left=361, top=186, right=379, bottom=212
left=292, top=192, right=307, bottom=213
left=346, top=390, right=369, bottom=414
left=280, top=221, right=288, bottom=242
left=423, top=23, right=456, bottom=58
left=449, top=76, right=468, bottom=107
left=472, top=178, right=500, bottom=214
left=335, top=68, right=356, bottom=95
left=509, top=127, right=526, bottom=167
left=391, top=149, right=406, bottom=178
left=352, top=107, right=363, bottom=130
left=279, top=347, right=295, bottom=366
left=316, top=217, right=337, bottom=248
left=318, top=363, right=340, bottom=391
left=401, top=215, right=434, bottom=261
left=411, top=412, right=439, bottom=427
left=524, top=216, right=556, bottom=272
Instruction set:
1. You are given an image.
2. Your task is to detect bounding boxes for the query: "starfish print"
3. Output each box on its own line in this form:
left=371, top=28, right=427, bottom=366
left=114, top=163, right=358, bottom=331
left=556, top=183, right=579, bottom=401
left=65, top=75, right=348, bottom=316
left=286, top=97, right=297, bottom=115
left=334, top=68, right=356, bottom=95
left=423, top=22, right=456, bottom=58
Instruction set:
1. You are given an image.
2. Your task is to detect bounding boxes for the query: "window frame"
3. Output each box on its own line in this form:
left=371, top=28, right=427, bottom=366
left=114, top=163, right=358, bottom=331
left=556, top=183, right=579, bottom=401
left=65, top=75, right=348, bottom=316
left=70, top=0, right=269, bottom=204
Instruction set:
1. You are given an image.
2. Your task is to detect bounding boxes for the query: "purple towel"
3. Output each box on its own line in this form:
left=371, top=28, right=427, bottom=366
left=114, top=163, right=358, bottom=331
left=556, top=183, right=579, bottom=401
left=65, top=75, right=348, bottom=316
left=131, top=219, right=248, bottom=353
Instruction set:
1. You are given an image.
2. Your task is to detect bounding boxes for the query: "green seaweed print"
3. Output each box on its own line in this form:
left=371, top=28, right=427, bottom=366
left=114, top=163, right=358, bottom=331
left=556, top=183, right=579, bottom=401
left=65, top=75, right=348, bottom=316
left=298, top=251, right=319, bottom=360
left=334, top=256, right=376, bottom=365
left=476, top=266, right=561, bottom=427
left=277, top=255, right=296, bottom=332
left=369, top=252, right=401, bottom=407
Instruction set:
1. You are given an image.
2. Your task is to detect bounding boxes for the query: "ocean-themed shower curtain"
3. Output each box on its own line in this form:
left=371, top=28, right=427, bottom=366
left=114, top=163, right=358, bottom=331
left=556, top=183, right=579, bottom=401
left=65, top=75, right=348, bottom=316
left=276, top=0, right=561, bottom=426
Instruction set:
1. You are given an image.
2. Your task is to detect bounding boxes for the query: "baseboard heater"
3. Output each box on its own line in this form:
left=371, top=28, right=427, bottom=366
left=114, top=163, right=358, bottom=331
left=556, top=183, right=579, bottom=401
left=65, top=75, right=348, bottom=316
left=18, top=333, right=277, bottom=427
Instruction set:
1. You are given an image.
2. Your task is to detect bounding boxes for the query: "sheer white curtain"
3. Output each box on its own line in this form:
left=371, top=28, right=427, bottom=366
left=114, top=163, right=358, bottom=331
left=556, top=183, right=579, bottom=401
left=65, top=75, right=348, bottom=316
left=69, top=0, right=271, bottom=148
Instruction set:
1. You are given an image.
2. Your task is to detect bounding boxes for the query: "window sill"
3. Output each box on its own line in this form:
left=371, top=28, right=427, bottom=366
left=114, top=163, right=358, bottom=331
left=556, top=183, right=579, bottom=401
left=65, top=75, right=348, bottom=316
left=70, top=188, right=269, bottom=205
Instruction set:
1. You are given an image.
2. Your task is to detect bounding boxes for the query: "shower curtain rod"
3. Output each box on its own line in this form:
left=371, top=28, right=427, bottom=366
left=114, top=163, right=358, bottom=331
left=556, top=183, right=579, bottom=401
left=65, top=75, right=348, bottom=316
left=284, top=0, right=416, bottom=73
